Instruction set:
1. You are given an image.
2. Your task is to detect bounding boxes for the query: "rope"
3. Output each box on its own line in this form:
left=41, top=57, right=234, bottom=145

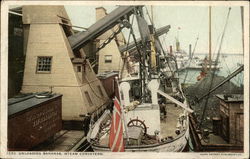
left=183, top=35, right=199, bottom=84
left=199, top=7, right=232, bottom=128
left=145, top=7, right=176, bottom=77
left=96, top=26, right=124, bottom=53
left=182, top=8, right=207, bottom=84
left=161, top=35, right=169, bottom=53
left=75, top=141, right=90, bottom=151
left=120, top=14, right=135, bottom=79
left=185, top=136, right=194, bottom=151
left=145, top=6, right=154, bottom=26
left=84, top=67, right=107, bottom=100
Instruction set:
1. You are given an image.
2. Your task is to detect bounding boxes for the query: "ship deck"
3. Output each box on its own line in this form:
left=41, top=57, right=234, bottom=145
left=97, top=103, right=186, bottom=146
left=160, top=103, right=184, bottom=138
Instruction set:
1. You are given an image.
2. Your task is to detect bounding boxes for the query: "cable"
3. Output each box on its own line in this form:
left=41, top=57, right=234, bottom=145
left=182, top=8, right=207, bottom=84
left=183, top=35, right=199, bottom=84
left=84, top=67, right=107, bottom=100
left=185, top=136, right=194, bottom=151
left=120, top=14, right=135, bottom=79
left=199, top=7, right=232, bottom=128
left=145, top=6, right=154, bottom=26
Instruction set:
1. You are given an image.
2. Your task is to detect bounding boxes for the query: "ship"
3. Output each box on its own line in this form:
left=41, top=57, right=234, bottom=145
left=86, top=5, right=193, bottom=152
left=186, top=57, right=221, bottom=70
left=168, top=37, right=189, bottom=71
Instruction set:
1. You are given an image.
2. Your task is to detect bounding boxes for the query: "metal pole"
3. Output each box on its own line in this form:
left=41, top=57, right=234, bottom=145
left=115, top=77, right=129, bottom=142
left=198, top=65, right=244, bottom=102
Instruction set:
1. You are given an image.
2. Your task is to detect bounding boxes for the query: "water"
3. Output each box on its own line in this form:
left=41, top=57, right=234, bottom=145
left=179, top=54, right=244, bottom=87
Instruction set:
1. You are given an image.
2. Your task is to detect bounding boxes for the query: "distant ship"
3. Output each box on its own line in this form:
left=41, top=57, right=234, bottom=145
left=170, top=38, right=189, bottom=71
left=186, top=57, right=221, bottom=70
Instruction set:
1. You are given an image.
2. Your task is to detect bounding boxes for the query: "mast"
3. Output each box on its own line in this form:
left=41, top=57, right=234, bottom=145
left=240, top=6, right=244, bottom=55
left=150, top=26, right=157, bottom=73
left=151, top=5, right=154, bottom=25
left=135, top=7, right=148, bottom=103
left=209, top=6, right=212, bottom=71
left=176, top=27, right=180, bottom=52
left=150, top=6, right=157, bottom=73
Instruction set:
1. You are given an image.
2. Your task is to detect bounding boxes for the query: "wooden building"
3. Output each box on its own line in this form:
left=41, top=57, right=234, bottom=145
left=216, top=94, right=244, bottom=145
left=189, top=94, right=244, bottom=152
left=8, top=93, right=62, bottom=150
left=97, top=72, right=119, bottom=99
left=95, top=7, right=129, bottom=77
left=21, top=6, right=110, bottom=122
left=8, top=7, right=25, bottom=98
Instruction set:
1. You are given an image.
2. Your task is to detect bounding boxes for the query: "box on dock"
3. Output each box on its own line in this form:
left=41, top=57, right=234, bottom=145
left=8, top=93, right=62, bottom=150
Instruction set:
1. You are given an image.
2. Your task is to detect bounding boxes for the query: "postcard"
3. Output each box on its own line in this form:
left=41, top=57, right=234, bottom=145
left=1, top=1, right=249, bottom=158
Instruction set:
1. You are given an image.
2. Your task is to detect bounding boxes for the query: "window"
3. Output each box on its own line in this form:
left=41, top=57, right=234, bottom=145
left=77, top=65, right=81, bottom=72
left=97, top=85, right=104, bottom=97
left=85, top=91, right=93, bottom=106
left=36, top=56, right=52, bottom=73
left=104, top=55, right=112, bottom=63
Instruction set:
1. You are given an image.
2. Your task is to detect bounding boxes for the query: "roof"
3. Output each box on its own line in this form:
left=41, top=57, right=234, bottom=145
left=97, top=72, right=118, bottom=79
left=8, top=93, right=62, bottom=116
left=68, top=6, right=138, bottom=50
left=71, top=58, right=84, bottom=63
left=9, top=6, right=22, bottom=13
left=216, top=94, right=243, bottom=103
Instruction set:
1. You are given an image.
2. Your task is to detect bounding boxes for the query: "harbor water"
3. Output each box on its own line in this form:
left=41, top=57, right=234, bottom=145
left=179, top=53, right=244, bottom=86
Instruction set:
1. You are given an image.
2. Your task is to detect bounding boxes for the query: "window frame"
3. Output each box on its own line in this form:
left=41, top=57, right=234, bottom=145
left=77, top=65, right=82, bottom=72
left=104, top=55, right=112, bottom=63
left=36, top=56, right=53, bottom=74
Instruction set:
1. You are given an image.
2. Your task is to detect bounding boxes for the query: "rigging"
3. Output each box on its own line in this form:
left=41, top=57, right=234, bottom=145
left=198, top=7, right=232, bottom=128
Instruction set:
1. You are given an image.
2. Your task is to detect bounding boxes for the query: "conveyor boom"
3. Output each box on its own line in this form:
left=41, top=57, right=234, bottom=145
left=68, top=6, right=138, bottom=50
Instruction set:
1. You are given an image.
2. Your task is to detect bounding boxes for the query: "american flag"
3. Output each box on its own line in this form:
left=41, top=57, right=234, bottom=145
left=109, top=97, right=125, bottom=152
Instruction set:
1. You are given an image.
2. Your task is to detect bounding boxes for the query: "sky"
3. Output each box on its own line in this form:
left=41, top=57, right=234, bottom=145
left=65, top=5, right=244, bottom=55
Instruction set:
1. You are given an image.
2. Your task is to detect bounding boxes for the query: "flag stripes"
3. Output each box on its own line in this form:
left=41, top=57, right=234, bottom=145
left=109, top=97, right=125, bottom=152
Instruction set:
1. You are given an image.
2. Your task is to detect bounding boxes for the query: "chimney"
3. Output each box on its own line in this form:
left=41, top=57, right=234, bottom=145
left=176, top=41, right=180, bottom=52
left=95, top=7, right=107, bottom=21
left=170, top=45, right=173, bottom=55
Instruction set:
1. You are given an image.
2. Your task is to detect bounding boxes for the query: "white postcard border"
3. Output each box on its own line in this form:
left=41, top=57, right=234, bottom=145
left=1, top=1, right=249, bottom=159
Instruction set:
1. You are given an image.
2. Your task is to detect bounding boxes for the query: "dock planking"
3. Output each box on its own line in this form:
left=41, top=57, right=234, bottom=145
left=32, top=130, right=86, bottom=151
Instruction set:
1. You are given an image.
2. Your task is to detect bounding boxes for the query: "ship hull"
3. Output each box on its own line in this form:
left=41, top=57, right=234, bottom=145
left=186, top=65, right=221, bottom=70
left=90, top=120, right=189, bottom=152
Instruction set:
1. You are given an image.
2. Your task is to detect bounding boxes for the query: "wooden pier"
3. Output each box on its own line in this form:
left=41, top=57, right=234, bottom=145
left=32, top=130, right=89, bottom=151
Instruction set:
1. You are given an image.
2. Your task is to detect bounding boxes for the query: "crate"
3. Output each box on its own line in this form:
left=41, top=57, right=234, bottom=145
left=8, top=93, right=62, bottom=150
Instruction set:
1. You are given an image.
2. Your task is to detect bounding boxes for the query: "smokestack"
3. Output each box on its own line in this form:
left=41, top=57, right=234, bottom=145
left=176, top=40, right=180, bottom=52
left=96, top=7, right=107, bottom=21
left=189, top=44, right=192, bottom=59
left=170, top=45, right=173, bottom=55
